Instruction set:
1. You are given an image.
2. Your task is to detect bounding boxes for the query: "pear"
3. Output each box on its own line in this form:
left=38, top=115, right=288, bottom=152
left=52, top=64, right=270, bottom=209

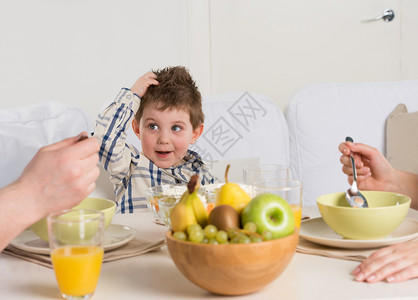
left=216, top=165, right=252, bottom=214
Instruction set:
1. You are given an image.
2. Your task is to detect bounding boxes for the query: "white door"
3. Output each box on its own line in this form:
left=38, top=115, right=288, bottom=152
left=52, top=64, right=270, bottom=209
left=207, top=0, right=402, bottom=108
left=401, top=0, right=418, bottom=80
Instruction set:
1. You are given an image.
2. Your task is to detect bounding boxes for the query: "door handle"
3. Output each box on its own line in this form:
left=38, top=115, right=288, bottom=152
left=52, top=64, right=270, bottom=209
left=362, top=9, right=395, bottom=22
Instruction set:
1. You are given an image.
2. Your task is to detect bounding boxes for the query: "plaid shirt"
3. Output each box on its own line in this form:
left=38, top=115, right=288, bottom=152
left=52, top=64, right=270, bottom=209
left=95, top=88, right=217, bottom=213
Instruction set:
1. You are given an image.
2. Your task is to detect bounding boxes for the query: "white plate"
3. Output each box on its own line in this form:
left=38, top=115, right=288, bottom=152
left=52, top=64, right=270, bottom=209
left=10, top=224, right=137, bottom=255
left=300, top=217, right=418, bottom=249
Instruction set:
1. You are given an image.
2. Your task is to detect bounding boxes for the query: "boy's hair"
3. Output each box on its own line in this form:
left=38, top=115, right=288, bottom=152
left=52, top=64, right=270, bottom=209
left=135, top=66, right=204, bottom=129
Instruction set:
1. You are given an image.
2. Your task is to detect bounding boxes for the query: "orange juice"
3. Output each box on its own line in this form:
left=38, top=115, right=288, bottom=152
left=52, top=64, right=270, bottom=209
left=51, top=246, right=103, bottom=296
left=290, top=204, right=302, bottom=229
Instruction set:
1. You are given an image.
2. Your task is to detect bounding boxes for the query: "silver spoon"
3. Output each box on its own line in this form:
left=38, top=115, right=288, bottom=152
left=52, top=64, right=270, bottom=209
left=345, top=136, right=368, bottom=208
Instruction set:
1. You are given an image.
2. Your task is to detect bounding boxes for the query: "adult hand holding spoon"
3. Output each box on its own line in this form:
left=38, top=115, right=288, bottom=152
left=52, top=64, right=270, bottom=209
left=344, top=136, right=369, bottom=208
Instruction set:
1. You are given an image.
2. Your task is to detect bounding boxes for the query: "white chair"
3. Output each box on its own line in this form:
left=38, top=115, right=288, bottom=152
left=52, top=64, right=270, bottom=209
left=285, top=80, right=418, bottom=205
left=0, top=102, right=93, bottom=188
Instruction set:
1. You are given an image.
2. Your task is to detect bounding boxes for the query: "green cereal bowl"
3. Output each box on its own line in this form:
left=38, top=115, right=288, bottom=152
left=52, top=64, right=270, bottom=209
left=30, top=197, right=116, bottom=242
left=317, top=191, right=411, bottom=240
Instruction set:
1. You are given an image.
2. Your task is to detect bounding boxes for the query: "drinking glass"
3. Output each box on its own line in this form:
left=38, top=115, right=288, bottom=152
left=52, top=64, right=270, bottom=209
left=254, top=179, right=302, bottom=229
left=47, top=209, right=105, bottom=300
left=243, top=164, right=290, bottom=185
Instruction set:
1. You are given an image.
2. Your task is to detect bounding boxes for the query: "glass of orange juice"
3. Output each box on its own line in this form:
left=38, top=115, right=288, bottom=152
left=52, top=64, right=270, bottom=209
left=47, top=209, right=105, bottom=300
left=254, top=179, right=302, bottom=229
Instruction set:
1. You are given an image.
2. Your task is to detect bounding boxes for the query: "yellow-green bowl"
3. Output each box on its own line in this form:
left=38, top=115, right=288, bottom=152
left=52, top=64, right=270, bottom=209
left=30, top=197, right=116, bottom=242
left=317, top=191, right=411, bottom=240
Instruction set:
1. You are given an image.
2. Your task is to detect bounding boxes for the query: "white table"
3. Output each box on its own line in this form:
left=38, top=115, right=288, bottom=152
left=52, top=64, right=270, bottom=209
left=1, top=207, right=418, bottom=300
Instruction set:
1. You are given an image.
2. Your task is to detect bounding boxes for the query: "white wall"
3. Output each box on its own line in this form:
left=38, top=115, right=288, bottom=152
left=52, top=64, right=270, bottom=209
left=0, top=0, right=190, bottom=120
left=0, top=0, right=416, bottom=122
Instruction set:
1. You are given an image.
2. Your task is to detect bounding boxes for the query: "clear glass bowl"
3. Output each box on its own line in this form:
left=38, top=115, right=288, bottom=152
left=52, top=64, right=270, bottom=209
left=145, top=184, right=214, bottom=226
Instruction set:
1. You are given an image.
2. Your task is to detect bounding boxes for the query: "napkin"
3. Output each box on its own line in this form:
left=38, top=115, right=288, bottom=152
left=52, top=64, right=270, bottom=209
left=298, top=236, right=418, bottom=262
left=296, top=237, right=375, bottom=262
left=3, top=237, right=166, bottom=269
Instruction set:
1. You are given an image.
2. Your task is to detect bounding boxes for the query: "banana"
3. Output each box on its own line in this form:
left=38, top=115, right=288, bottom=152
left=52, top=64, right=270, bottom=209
left=170, top=192, right=197, bottom=233
left=190, top=184, right=209, bottom=228
left=170, top=174, right=208, bottom=232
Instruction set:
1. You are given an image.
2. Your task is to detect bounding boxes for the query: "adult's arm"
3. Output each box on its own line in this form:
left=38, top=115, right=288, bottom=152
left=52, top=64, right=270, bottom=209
left=0, top=134, right=99, bottom=251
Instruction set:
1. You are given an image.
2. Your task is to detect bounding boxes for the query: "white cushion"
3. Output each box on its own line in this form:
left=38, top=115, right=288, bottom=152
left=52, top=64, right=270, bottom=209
left=285, top=80, right=418, bottom=205
left=0, top=102, right=93, bottom=188
left=193, top=92, right=289, bottom=182
left=386, top=103, right=418, bottom=174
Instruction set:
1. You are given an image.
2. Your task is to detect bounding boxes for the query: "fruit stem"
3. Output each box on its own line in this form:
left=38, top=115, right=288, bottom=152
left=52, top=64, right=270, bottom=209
left=187, top=174, right=199, bottom=194
left=225, top=164, right=230, bottom=183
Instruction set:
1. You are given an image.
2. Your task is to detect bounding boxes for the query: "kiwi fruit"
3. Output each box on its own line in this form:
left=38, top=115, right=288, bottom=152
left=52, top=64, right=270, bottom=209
left=208, top=205, right=240, bottom=231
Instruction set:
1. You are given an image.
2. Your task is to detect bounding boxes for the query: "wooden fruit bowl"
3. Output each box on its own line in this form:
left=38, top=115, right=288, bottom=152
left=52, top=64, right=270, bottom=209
left=166, top=229, right=299, bottom=295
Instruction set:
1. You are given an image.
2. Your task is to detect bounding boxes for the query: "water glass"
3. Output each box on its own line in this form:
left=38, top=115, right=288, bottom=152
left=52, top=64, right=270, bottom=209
left=47, top=209, right=105, bottom=300
left=243, top=164, right=290, bottom=185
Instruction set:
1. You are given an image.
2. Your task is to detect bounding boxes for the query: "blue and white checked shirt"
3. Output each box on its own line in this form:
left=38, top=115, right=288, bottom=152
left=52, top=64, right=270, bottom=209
left=95, top=88, right=217, bottom=213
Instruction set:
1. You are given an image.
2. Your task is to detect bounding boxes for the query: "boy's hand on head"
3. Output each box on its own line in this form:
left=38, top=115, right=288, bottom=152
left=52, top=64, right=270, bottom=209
left=131, top=71, right=159, bottom=98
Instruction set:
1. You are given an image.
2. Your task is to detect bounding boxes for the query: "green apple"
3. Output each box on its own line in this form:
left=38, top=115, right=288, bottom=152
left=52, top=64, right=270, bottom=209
left=241, top=193, right=294, bottom=239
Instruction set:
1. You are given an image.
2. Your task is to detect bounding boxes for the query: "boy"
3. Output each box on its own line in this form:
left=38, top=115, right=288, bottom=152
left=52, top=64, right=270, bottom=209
left=95, top=67, right=216, bottom=213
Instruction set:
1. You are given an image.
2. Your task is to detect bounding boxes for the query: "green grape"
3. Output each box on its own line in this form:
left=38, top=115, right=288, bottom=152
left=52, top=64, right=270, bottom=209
left=201, top=237, right=209, bottom=244
left=173, top=231, right=187, bottom=241
left=250, top=235, right=263, bottom=243
left=227, top=228, right=239, bottom=239
left=208, top=238, right=218, bottom=245
left=216, top=230, right=228, bottom=244
left=187, top=223, right=202, bottom=235
left=230, top=236, right=240, bottom=244
left=188, top=228, right=204, bottom=243
left=243, top=222, right=257, bottom=233
left=204, top=224, right=218, bottom=239
left=262, top=230, right=273, bottom=241
left=239, top=234, right=251, bottom=244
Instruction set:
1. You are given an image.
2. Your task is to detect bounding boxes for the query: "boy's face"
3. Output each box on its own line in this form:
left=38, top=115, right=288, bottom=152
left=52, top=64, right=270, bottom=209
left=132, top=104, right=203, bottom=169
